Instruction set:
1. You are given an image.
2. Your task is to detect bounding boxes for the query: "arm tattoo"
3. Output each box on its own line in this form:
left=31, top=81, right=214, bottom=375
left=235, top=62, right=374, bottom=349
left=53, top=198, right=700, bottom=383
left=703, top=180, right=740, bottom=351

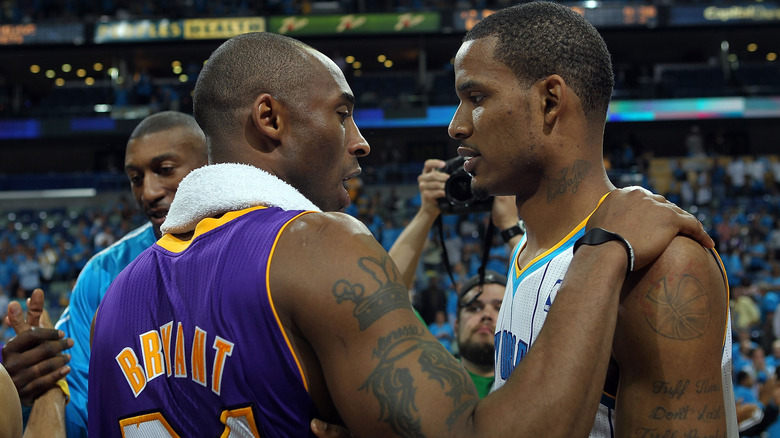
left=634, top=427, right=725, bottom=437
left=332, top=255, right=411, bottom=330
left=547, top=160, right=591, bottom=201
left=644, top=275, right=710, bottom=340
left=360, top=325, right=478, bottom=437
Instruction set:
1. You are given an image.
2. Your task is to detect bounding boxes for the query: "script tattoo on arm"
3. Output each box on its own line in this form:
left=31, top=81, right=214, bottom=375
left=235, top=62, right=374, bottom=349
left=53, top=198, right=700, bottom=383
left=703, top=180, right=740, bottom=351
left=359, top=325, right=479, bottom=437
left=332, top=255, right=411, bottom=330
left=547, top=159, right=591, bottom=201
left=644, top=275, right=710, bottom=340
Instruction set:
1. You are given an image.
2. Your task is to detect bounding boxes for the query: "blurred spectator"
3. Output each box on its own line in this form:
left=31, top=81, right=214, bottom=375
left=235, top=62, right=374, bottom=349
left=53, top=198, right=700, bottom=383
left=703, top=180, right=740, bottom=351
left=93, top=224, right=116, bottom=251
left=428, top=310, right=455, bottom=352
left=16, top=246, right=41, bottom=297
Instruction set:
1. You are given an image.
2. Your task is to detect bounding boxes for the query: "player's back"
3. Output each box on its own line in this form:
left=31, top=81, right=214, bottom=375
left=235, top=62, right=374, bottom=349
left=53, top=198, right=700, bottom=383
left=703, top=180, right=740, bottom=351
left=89, top=206, right=318, bottom=437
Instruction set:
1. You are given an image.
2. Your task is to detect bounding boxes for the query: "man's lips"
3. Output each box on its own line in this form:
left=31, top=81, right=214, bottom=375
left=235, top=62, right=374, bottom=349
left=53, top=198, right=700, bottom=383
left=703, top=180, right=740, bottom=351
left=146, top=208, right=169, bottom=223
left=474, top=325, right=494, bottom=335
left=457, top=146, right=480, bottom=176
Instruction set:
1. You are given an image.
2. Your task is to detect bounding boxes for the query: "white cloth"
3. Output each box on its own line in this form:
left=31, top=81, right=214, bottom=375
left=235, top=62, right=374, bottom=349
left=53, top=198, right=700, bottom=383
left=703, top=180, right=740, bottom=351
left=161, top=163, right=321, bottom=234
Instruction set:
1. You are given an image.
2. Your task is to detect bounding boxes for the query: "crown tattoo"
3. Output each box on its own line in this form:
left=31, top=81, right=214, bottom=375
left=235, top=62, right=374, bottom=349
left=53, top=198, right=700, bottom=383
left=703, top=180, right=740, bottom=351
left=333, top=255, right=409, bottom=330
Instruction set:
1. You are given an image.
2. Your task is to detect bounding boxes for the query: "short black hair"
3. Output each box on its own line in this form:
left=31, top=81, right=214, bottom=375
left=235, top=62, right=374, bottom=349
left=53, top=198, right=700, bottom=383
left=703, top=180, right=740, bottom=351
left=464, top=1, right=614, bottom=122
left=128, top=111, right=204, bottom=142
left=193, top=32, right=317, bottom=156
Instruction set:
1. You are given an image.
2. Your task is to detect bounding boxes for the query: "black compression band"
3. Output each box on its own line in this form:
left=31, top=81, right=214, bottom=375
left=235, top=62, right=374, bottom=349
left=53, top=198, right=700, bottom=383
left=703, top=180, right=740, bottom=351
left=572, top=227, right=635, bottom=275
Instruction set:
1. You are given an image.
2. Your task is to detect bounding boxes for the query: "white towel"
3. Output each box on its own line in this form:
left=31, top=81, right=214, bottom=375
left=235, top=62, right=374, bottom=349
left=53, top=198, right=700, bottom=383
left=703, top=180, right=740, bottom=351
left=161, top=163, right=321, bottom=234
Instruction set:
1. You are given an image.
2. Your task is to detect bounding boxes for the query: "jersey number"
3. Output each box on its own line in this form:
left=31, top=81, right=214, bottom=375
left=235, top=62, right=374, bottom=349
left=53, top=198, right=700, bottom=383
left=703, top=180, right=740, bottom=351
left=119, top=407, right=260, bottom=437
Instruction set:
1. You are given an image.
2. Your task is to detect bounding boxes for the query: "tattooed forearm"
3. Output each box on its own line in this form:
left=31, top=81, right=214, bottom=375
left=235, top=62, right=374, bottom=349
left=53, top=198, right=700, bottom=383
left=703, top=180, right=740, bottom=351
left=547, top=160, right=591, bottom=201
left=360, top=325, right=478, bottom=437
left=644, top=275, right=710, bottom=340
left=332, top=255, right=410, bottom=330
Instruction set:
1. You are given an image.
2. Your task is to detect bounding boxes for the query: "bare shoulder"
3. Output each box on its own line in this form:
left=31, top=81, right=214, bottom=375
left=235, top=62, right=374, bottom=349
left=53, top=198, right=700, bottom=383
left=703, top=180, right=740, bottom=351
left=270, top=211, right=404, bottom=325
left=620, top=235, right=727, bottom=343
left=611, top=237, right=730, bottom=435
left=283, top=211, right=374, bottom=246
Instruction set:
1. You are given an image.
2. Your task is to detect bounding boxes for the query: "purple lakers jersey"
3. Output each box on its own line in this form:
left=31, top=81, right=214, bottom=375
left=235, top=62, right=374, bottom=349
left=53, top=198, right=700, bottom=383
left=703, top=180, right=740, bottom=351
left=89, top=206, right=318, bottom=437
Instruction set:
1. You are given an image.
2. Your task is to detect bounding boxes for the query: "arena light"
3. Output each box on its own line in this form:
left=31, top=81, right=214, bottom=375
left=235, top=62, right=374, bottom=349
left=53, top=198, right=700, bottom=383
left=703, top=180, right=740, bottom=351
left=377, top=54, right=386, bottom=63
left=747, top=43, right=758, bottom=52
left=345, top=55, right=355, bottom=64
left=76, top=69, right=86, bottom=77
left=353, top=61, right=362, bottom=69
left=94, top=104, right=112, bottom=113
left=384, top=60, right=393, bottom=68
left=55, top=78, right=65, bottom=86
left=62, top=64, right=72, bottom=73
left=93, top=62, right=103, bottom=71
left=30, top=64, right=40, bottom=73
left=45, top=69, right=55, bottom=78
left=0, top=188, right=97, bottom=201
left=769, top=52, right=778, bottom=62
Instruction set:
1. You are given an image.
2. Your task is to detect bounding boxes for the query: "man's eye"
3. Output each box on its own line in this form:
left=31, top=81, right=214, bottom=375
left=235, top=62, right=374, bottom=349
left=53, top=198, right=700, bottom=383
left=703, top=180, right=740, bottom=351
left=466, top=304, right=484, bottom=313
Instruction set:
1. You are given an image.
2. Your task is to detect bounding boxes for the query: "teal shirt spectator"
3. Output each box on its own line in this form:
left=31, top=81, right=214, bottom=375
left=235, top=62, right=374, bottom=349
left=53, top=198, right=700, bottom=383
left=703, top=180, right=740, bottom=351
left=54, top=223, right=156, bottom=437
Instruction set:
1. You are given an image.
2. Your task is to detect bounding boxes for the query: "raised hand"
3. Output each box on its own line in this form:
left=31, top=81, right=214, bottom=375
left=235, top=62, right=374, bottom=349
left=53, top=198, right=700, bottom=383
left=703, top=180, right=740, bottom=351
left=2, top=289, right=73, bottom=406
left=587, top=187, right=713, bottom=272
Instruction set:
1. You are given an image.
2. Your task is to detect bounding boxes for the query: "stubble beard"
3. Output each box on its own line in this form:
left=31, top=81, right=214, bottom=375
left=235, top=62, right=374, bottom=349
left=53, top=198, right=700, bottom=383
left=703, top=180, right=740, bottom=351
left=471, top=180, right=491, bottom=201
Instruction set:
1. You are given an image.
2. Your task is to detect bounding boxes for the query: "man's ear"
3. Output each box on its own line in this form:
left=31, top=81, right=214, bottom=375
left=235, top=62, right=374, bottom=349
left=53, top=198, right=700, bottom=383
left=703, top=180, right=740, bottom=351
left=251, top=93, right=286, bottom=143
left=540, top=74, right=566, bottom=126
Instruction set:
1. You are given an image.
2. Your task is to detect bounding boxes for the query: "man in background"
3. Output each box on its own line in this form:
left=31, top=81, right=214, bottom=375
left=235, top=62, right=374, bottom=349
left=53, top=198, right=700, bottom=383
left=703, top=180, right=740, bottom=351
left=54, top=111, right=208, bottom=436
left=454, top=270, right=505, bottom=398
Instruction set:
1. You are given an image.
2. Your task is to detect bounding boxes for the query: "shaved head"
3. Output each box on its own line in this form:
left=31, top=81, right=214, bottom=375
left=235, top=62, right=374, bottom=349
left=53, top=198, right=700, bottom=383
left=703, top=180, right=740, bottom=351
left=193, top=32, right=319, bottom=157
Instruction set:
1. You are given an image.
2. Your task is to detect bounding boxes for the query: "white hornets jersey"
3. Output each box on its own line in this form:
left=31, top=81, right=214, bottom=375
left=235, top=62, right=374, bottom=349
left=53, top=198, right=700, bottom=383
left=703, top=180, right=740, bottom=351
left=492, top=196, right=737, bottom=437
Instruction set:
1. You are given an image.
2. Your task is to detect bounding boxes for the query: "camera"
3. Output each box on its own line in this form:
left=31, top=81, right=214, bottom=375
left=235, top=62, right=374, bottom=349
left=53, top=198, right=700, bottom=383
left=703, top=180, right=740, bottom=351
left=437, top=156, right=494, bottom=215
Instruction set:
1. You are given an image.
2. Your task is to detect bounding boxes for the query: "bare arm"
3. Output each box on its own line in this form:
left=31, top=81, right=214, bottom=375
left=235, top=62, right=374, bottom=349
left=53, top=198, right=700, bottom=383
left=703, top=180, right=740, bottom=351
left=0, top=364, right=23, bottom=438
left=612, top=236, right=729, bottom=436
left=23, top=386, right=67, bottom=438
left=489, top=195, right=522, bottom=248
left=388, top=159, right=447, bottom=290
left=2, top=290, right=72, bottom=406
left=295, top=187, right=711, bottom=437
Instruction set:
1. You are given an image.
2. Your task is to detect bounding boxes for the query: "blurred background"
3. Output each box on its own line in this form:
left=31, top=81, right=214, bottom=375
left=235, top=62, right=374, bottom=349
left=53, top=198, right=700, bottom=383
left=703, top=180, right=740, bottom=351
left=1, top=1, right=780, bottom=414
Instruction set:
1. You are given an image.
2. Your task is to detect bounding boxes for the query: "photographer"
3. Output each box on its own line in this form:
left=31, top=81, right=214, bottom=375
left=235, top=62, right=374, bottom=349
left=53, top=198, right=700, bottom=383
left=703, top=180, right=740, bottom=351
left=388, top=159, right=522, bottom=292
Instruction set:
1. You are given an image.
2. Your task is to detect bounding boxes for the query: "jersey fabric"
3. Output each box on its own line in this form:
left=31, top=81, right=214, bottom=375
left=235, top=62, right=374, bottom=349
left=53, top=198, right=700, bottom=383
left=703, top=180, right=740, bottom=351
left=54, top=222, right=156, bottom=437
left=492, top=206, right=737, bottom=437
left=89, top=206, right=319, bottom=437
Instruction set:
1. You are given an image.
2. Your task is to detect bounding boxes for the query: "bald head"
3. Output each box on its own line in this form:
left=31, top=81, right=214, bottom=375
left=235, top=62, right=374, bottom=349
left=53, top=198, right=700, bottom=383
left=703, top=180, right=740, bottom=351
left=128, top=111, right=205, bottom=144
left=193, top=32, right=319, bottom=159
